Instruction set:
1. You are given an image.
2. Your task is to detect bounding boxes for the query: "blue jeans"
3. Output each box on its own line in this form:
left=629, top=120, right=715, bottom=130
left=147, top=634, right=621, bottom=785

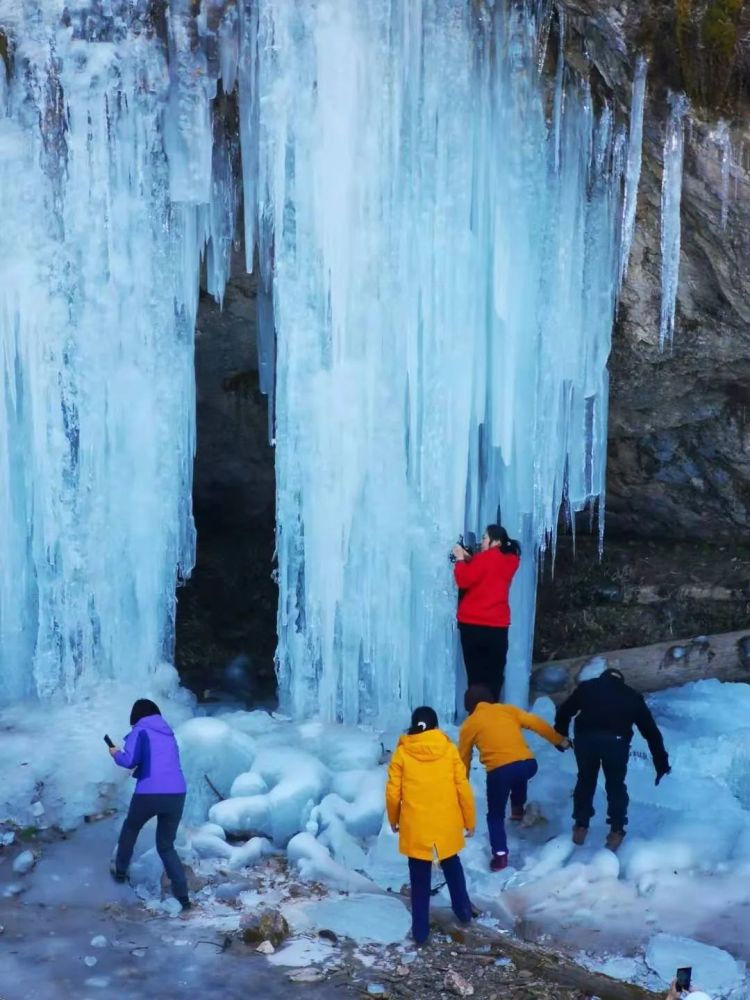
left=408, top=855, right=472, bottom=944
left=486, top=758, right=538, bottom=854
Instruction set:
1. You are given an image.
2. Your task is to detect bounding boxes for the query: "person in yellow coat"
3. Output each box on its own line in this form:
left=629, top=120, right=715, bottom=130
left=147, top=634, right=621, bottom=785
left=459, top=685, right=570, bottom=871
left=386, top=706, right=476, bottom=945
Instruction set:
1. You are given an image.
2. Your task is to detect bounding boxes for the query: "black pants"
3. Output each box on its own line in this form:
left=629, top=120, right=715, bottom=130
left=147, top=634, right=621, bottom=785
left=573, top=732, right=629, bottom=832
left=115, top=793, right=188, bottom=899
left=458, top=623, right=508, bottom=699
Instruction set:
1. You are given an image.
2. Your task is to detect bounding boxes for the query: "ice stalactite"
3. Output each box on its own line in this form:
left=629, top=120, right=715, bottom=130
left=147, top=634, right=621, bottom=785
left=659, top=92, right=689, bottom=351
left=0, top=6, right=235, bottom=703
left=251, top=1, right=629, bottom=722
left=619, top=55, right=647, bottom=287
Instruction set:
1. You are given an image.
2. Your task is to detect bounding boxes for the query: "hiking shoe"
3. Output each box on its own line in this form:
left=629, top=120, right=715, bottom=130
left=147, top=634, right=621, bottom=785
left=178, top=897, right=192, bottom=912
left=605, top=829, right=625, bottom=852
left=572, top=825, right=589, bottom=846
left=110, top=862, right=127, bottom=883
left=490, top=852, right=509, bottom=872
left=510, top=805, right=525, bottom=822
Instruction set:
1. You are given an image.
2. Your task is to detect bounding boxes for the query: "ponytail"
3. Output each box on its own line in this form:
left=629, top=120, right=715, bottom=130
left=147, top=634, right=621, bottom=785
left=486, top=523, right=521, bottom=557
left=408, top=706, right=438, bottom=735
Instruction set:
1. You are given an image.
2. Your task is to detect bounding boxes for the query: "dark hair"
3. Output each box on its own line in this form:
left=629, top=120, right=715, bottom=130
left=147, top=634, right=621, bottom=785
left=408, top=706, right=438, bottom=735
left=486, top=523, right=521, bottom=557
left=464, top=685, right=496, bottom=714
left=130, top=699, right=162, bottom=726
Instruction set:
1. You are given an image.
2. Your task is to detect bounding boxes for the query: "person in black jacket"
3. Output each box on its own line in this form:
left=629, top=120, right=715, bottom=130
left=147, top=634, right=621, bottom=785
left=554, top=668, right=670, bottom=851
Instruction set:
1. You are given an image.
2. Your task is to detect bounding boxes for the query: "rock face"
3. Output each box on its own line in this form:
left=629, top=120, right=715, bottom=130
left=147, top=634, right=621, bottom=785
left=561, top=0, right=750, bottom=541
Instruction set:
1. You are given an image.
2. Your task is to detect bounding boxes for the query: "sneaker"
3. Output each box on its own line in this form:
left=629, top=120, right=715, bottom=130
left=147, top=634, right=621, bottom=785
left=605, top=829, right=625, bottom=852
left=178, top=896, right=192, bottom=912
left=510, top=805, right=525, bottom=822
left=489, top=852, right=508, bottom=872
left=572, top=825, right=589, bottom=846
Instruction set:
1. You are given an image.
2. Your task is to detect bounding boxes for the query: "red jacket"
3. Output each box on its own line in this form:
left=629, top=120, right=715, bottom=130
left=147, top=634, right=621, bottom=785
left=454, top=548, right=520, bottom=628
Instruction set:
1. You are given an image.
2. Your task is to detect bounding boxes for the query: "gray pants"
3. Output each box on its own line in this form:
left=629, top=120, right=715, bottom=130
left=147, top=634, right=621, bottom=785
left=115, top=793, right=188, bottom=899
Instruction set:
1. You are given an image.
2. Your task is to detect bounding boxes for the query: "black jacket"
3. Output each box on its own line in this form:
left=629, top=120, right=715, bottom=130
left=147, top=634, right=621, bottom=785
left=555, top=670, right=669, bottom=773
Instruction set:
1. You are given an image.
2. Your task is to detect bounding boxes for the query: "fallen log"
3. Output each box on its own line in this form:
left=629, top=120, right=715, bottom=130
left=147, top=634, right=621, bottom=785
left=531, top=628, right=750, bottom=704
left=429, top=906, right=664, bottom=1000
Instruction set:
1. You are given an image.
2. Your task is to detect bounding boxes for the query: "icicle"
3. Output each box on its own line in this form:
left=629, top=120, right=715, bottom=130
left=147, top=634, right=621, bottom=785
left=619, top=55, right=647, bottom=288
left=551, top=5, right=566, bottom=173
left=715, top=120, right=732, bottom=230
left=659, top=92, right=689, bottom=351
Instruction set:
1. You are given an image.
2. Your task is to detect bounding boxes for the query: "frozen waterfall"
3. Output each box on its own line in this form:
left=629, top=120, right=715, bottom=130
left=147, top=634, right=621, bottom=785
left=1, top=1, right=634, bottom=723
left=0, top=6, right=235, bottom=701
left=251, top=2, right=628, bottom=721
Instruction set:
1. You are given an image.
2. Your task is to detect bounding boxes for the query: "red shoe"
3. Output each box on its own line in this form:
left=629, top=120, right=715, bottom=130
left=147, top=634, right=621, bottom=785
left=510, top=805, right=525, bottom=822
left=490, top=852, right=508, bottom=872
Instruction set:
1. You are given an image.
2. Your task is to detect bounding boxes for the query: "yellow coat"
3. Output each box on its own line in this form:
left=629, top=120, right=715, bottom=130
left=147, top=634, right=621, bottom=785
left=385, top=729, right=476, bottom=861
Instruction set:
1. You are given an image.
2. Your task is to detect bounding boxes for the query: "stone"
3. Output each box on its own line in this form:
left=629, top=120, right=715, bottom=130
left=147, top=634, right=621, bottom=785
left=255, top=940, right=275, bottom=955
left=12, top=850, right=35, bottom=875
left=239, top=907, right=289, bottom=948
left=287, top=968, right=326, bottom=984
left=444, top=969, right=474, bottom=997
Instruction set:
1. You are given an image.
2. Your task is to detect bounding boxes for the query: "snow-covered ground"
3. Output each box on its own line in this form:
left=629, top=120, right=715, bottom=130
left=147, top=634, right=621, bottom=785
left=2, top=665, right=749, bottom=998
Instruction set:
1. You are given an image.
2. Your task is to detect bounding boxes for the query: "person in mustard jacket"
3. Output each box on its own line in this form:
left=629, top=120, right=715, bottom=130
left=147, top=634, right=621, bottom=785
left=459, top=685, right=570, bottom=871
left=386, top=706, right=476, bottom=945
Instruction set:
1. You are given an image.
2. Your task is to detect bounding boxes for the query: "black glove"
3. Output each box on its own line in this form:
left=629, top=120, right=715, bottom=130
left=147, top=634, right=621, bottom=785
left=655, top=765, right=671, bottom=786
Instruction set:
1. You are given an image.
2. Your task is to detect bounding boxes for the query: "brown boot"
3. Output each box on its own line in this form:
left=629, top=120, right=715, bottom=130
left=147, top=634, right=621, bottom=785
left=572, top=825, right=589, bottom=846
left=605, top=829, right=625, bottom=852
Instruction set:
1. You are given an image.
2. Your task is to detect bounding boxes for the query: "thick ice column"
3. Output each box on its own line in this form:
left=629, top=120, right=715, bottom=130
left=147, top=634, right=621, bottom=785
left=250, top=1, right=627, bottom=722
left=0, top=11, right=230, bottom=703
left=659, top=92, right=689, bottom=350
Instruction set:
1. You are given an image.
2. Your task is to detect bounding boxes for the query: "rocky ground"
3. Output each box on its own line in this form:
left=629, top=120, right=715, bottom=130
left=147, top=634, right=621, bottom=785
left=0, top=819, right=653, bottom=1000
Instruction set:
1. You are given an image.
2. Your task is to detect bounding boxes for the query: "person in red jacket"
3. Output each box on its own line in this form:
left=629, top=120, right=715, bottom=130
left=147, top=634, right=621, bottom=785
left=452, top=524, right=520, bottom=699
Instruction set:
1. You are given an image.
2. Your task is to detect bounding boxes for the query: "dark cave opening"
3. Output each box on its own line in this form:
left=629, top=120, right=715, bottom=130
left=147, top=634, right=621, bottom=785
left=174, top=265, right=278, bottom=707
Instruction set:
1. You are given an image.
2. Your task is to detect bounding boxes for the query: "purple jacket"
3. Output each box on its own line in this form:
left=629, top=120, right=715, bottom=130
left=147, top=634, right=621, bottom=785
left=114, top=714, right=187, bottom=795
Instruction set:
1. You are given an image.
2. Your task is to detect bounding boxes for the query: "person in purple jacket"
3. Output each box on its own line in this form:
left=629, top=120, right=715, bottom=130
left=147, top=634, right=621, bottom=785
left=109, top=699, right=190, bottom=910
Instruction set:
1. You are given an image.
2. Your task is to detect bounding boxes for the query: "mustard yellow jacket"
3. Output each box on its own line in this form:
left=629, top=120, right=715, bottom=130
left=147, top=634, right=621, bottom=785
left=385, top=729, right=476, bottom=861
left=459, top=701, right=565, bottom=774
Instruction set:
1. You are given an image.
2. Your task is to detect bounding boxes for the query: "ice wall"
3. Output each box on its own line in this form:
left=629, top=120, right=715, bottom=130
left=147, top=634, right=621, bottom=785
left=1, top=1, right=635, bottom=724
left=246, top=1, right=628, bottom=722
left=0, top=5, right=234, bottom=702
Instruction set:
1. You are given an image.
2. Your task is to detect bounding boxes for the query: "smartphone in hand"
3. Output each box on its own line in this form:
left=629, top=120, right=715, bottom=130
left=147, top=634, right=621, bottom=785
left=104, top=735, right=114, bottom=748
left=675, top=967, right=692, bottom=992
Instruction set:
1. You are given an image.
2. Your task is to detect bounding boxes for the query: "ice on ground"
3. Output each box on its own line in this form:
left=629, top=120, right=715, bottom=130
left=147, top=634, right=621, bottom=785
left=177, top=717, right=256, bottom=825
left=230, top=772, right=269, bottom=797
left=283, top=894, right=411, bottom=946
left=266, top=938, right=336, bottom=968
left=287, top=834, right=381, bottom=895
left=0, top=670, right=194, bottom=830
left=645, top=934, right=745, bottom=994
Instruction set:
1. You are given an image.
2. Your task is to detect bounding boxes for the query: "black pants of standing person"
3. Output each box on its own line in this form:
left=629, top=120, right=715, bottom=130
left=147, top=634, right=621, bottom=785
left=115, top=793, right=188, bottom=899
left=573, top=732, right=630, bottom=833
left=458, top=623, right=508, bottom=700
